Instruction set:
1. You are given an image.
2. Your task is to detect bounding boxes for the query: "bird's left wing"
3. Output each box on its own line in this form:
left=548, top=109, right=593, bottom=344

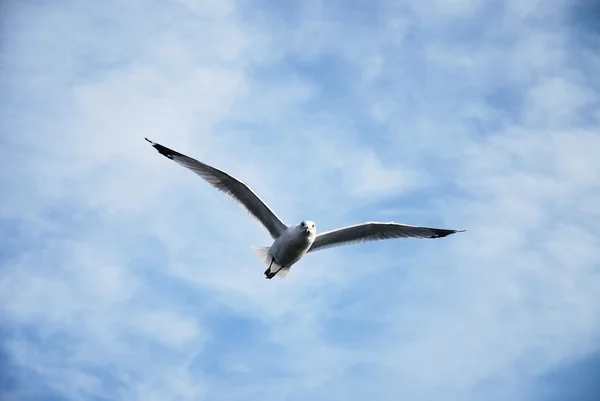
left=308, top=221, right=465, bottom=253
left=145, top=138, right=287, bottom=239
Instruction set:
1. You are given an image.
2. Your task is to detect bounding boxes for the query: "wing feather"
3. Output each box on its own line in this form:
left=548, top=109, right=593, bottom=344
left=145, top=138, right=287, bottom=239
left=308, top=221, right=464, bottom=253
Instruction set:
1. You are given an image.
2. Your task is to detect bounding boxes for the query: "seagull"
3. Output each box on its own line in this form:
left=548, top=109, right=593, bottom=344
left=145, top=138, right=465, bottom=279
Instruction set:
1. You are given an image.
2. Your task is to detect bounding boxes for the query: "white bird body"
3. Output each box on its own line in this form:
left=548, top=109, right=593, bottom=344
left=145, top=138, right=465, bottom=280
left=252, top=221, right=317, bottom=278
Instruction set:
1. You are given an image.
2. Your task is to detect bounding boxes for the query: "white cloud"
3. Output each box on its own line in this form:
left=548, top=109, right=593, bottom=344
left=1, top=0, right=599, bottom=401
left=413, top=0, right=483, bottom=19
left=130, top=310, right=202, bottom=346
left=174, top=0, right=235, bottom=18
left=525, top=77, right=597, bottom=127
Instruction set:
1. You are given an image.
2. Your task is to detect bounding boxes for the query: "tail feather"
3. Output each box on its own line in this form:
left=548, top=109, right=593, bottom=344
left=251, top=246, right=271, bottom=265
left=276, top=267, right=291, bottom=279
left=251, top=246, right=289, bottom=279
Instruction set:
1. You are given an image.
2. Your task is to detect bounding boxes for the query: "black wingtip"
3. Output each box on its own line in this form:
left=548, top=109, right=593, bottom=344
left=144, top=138, right=183, bottom=160
left=429, top=228, right=466, bottom=239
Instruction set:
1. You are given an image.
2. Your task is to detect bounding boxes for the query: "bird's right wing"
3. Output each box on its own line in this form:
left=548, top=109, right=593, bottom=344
left=145, top=138, right=287, bottom=239
left=308, top=221, right=465, bottom=253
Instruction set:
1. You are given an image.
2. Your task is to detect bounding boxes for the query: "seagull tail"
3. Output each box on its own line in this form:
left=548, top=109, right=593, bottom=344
left=275, top=267, right=291, bottom=279
left=251, top=246, right=289, bottom=279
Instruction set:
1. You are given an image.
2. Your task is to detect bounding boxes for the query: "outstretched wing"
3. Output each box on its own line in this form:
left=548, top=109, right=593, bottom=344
left=308, top=221, right=465, bottom=253
left=145, top=138, right=287, bottom=239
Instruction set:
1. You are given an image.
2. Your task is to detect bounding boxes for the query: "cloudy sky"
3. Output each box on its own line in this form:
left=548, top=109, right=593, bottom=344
left=2, top=0, right=600, bottom=400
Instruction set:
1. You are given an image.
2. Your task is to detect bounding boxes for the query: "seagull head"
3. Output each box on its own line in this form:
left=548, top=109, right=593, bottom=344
left=299, top=220, right=316, bottom=236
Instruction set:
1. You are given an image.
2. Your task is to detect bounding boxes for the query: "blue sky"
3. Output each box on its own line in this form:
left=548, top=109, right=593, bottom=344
left=1, top=0, right=600, bottom=400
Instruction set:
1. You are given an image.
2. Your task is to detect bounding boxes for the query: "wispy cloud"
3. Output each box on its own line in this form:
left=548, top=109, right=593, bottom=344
left=1, top=0, right=599, bottom=400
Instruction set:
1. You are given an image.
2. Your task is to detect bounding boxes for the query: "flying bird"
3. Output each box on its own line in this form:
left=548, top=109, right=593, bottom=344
left=145, top=138, right=465, bottom=279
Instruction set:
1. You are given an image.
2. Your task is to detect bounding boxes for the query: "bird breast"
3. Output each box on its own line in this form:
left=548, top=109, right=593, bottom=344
left=270, top=229, right=315, bottom=266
